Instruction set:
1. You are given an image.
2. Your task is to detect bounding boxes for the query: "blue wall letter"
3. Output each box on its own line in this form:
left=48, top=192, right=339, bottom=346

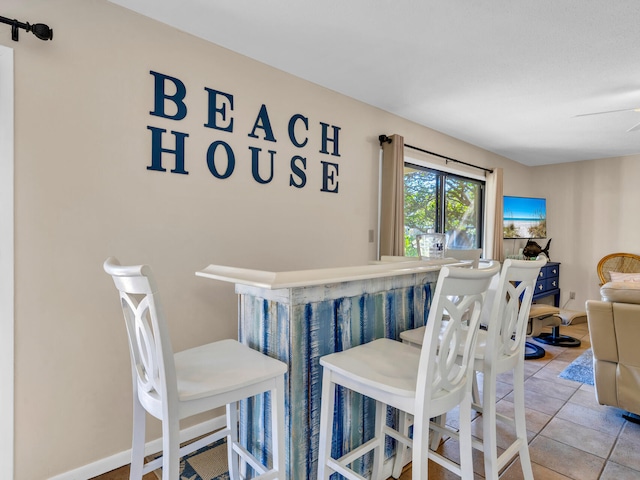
left=319, top=122, right=341, bottom=157
left=289, top=156, right=307, bottom=188
left=249, top=147, right=275, bottom=184
left=321, top=161, right=339, bottom=193
left=204, top=88, right=234, bottom=132
left=248, top=104, right=277, bottom=142
left=206, top=141, right=235, bottom=179
left=288, top=114, right=309, bottom=148
left=149, top=71, right=187, bottom=120
left=147, top=126, right=189, bottom=174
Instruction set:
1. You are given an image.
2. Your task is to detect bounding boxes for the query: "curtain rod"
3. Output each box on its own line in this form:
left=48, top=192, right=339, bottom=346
left=378, top=134, right=494, bottom=174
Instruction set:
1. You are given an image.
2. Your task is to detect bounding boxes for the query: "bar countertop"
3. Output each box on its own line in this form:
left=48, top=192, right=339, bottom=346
left=195, top=257, right=464, bottom=290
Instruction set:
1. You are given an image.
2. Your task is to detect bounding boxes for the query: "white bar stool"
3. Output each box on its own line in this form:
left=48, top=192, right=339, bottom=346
left=104, top=257, right=287, bottom=480
left=397, top=258, right=545, bottom=480
left=316, top=261, right=500, bottom=480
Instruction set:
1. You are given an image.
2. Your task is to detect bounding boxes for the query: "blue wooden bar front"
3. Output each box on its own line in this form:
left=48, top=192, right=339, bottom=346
left=234, top=271, right=438, bottom=480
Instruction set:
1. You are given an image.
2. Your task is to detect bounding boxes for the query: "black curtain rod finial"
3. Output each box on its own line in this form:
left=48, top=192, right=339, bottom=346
left=0, top=15, right=53, bottom=41
left=30, top=23, right=53, bottom=41
left=378, top=134, right=392, bottom=145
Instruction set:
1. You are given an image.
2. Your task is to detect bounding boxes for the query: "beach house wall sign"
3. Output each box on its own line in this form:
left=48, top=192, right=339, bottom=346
left=147, top=71, right=342, bottom=193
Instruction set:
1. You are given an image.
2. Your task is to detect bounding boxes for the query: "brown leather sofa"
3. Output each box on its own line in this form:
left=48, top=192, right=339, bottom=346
left=586, top=281, right=640, bottom=418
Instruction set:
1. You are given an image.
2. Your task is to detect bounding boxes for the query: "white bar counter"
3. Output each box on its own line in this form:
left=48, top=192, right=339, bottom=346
left=196, top=257, right=458, bottom=289
left=196, top=258, right=462, bottom=480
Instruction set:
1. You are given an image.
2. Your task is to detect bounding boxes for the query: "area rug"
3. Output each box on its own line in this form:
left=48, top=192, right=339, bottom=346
left=150, top=438, right=230, bottom=480
left=559, top=348, right=594, bottom=385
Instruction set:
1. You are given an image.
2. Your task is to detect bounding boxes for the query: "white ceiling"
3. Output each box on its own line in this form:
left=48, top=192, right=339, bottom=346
left=110, top=0, right=640, bottom=166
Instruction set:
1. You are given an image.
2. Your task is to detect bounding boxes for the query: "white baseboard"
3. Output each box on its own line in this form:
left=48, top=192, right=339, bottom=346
left=48, top=415, right=226, bottom=480
left=48, top=414, right=404, bottom=480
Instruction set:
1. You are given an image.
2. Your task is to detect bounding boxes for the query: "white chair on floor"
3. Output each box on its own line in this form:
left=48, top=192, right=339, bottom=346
left=398, top=258, right=545, bottom=480
left=104, top=257, right=287, bottom=480
left=316, top=261, right=500, bottom=480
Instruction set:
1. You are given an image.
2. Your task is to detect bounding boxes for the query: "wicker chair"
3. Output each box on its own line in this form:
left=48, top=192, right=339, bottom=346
left=597, top=253, right=640, bottom=285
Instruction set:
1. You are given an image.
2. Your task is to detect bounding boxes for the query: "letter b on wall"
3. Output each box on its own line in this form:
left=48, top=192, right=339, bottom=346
left=150, top=71, right=188, bottom=120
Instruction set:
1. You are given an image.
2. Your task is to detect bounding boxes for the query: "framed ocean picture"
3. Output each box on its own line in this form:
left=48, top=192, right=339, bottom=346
left=503, top=196, right=546, bottom=239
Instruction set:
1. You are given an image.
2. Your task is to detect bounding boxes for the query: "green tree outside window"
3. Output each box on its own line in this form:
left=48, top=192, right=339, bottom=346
left=404, top=165, right=483, bottom=257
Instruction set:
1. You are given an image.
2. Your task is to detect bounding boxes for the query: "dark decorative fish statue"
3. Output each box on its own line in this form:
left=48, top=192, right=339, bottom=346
left=522, top=238, right=552, bottom=260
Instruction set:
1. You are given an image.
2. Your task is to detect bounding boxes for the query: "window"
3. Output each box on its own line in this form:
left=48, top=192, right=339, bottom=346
left=404, top=163, right=484, bottom=256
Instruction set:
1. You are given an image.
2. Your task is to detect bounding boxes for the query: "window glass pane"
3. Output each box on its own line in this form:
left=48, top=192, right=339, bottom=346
left=404, top=164, right=483, bottom=256
left=444, top=176, right=482, bottom=249
left=404, top=166, right=438, bottom=256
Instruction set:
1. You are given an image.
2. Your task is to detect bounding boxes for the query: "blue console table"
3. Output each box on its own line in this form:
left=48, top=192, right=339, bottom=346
left=196, top=260, right=460, bottom=479
left=533, top=261, right=560, bottom=306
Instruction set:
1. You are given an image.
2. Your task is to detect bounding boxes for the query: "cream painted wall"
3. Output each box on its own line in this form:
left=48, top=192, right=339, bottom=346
left=532, top=156, right=640, bottom=310
left=2, top=1, right=633, bottom=479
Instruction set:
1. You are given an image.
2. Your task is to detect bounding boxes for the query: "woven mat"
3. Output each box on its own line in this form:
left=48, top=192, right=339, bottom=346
left=558, top=349, right=594, bottom=385
left=150, top=438, right=230, bottom=480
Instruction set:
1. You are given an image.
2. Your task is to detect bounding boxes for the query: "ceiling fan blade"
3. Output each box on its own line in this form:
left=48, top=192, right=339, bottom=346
left=627, top=121, right=640, bottom=132
left=574, top=107, right=640, bottom=117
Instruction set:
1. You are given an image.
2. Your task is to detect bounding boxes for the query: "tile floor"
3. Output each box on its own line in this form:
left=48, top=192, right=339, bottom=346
left=93, top=322, right=640, bottom=480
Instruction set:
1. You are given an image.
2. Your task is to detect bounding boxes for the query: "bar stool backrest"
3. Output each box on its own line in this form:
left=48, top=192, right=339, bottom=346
left=104, top=257, right=178, bottom=416
left=416, top=261, right=500, bottom=408
left=485, top=258, right=546, bottom=366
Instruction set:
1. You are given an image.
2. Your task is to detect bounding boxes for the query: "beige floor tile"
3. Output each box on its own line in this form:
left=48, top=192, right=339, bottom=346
left=524, top=376, right=580, bottom=401
left=394, top=438, right=485, bottom=479
left=609, top=421, right=640, bottom=471
left=532, top=342, right=566, bottom=358
left=495, top=397, right=552, bottom=434
left=524, top=357, right=550, bottom=376
left=91, top=465, right=156, bottom=480
left=535, top=358, right=570, bottom=375
left=438, top=404, right=481, bottom=432
left=576, top=332, right=591, bottom=342
left=504, top=386, right=566, bottom=416
left=568, top=323, right=589, bottom=335
left=435, top=436, right=487, bottom=478
left=497, top=370, right=515, bottom=385
left=469, top=409, right=534, bottom=451
left=599, top=460, right=640, bottom=480
left=398, top=462, right=484, bottom=480
left=540, top=416, right=616, bottom=458
left=556, top=346, right=590, bottom=362
left=529, top=436, right=606, bottom=480
left=495, top=378, right=514, bottom=400
left=532, top=359, right=584, bottom=389
left=555, top=401, right=626, bottom=437
left=567, top=385, right=604, bottom=410
left=501, top=458, right=573, bottom=480
left=617, top=419, right=640, bottom=444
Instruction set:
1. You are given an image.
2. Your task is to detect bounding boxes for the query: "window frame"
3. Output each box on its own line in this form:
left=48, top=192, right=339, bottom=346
left=404, top=156, right=486, bottom=252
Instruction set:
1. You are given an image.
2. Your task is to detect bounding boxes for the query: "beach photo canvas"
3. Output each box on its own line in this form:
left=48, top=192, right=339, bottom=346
left=503, top=196, right=547, bottom=239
